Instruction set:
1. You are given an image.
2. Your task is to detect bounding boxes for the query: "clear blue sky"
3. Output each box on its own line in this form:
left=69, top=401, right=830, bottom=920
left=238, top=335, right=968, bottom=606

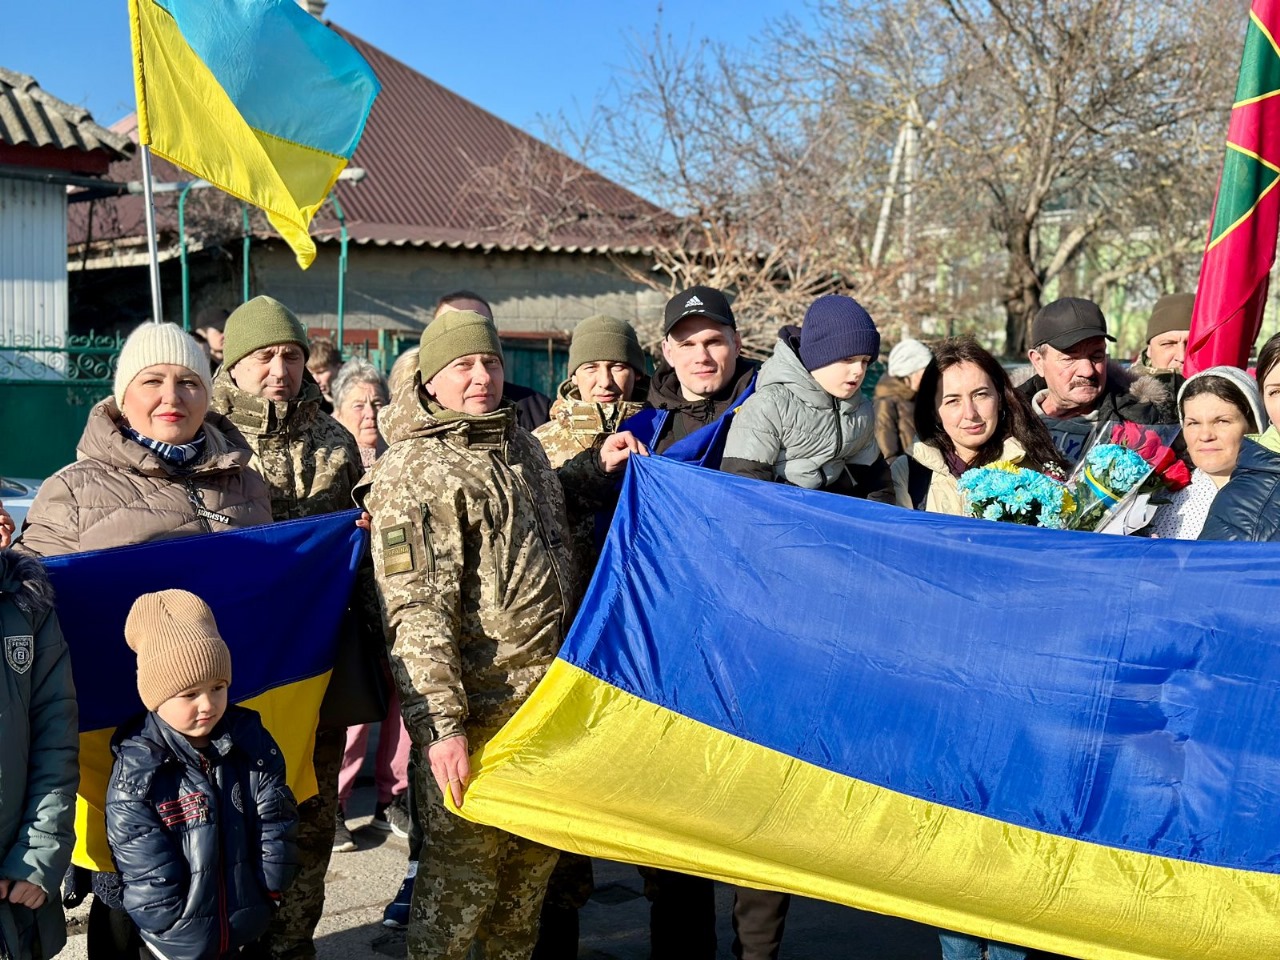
left=1, top=1, right=807, bottom=142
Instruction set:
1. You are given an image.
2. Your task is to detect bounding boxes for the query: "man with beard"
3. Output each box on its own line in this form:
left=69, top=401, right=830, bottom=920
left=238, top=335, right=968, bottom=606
left=1019, top=298, right=1174, bottom=465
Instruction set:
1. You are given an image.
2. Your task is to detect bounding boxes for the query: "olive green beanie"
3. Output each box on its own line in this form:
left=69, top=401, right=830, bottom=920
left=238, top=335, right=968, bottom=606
left=568, top=315, right=646, bottom=375
left=222, top=296, right=310, bottom=372
left=418, top=310, right=504, bottom=383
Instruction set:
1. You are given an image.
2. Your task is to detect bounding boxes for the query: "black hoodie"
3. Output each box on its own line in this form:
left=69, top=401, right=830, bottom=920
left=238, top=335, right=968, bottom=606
left=647, top=358, right=758, bottom=455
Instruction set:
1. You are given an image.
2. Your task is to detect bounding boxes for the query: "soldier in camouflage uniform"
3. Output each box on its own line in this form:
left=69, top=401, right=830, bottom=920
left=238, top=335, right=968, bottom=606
left=358, top=310, right=641, bottom=960
left=529, top=315, right=648, bottom=960
left=209, top=295, right=364, bottom=960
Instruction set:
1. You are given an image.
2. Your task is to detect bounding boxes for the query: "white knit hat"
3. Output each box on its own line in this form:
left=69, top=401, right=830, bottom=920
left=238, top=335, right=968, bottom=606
left=113, top=322, right=213, bottom=408
left=1178, top=365, right=1267, bottom=432
left=887, top=338, right=932, bottom=377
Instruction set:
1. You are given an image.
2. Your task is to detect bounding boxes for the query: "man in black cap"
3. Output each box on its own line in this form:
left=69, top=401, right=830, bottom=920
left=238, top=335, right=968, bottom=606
left=612, top=286, right=758, bottom=960
left=1019, top=297, right=1173, bottom=464
left=630, top=284, right=758, bottom=464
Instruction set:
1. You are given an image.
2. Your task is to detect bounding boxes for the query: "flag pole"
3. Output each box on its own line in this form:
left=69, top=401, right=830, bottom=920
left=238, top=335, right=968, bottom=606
left=140, top=144, right=164, bottom=324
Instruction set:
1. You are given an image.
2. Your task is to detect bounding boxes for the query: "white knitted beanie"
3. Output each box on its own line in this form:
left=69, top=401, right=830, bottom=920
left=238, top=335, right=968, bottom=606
left=113, top=322, right=213, bottom=408
left=887, top=338, right=933, bottom=378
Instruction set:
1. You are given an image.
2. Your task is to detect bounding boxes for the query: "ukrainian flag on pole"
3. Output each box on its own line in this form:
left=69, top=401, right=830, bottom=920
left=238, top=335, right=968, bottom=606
left=128, top=0, right=380, bottom=269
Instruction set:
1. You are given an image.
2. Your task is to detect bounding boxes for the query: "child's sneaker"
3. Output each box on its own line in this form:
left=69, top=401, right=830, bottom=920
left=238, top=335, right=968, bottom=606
left=382, top=861, right=417, bottom=928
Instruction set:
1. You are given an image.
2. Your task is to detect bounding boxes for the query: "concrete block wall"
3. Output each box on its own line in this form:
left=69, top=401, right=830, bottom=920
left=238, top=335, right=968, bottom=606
left=243, top=243, right=666, bottom=336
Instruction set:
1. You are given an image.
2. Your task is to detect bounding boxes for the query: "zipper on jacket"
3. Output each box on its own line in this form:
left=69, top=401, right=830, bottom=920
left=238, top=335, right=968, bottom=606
left=832, top=395, right=843, bottom=460
left=505, top=461, right=570, bottom=634
left=183, top=479, right=214, bottom=534
left=200, top=753, right=231, bottom=955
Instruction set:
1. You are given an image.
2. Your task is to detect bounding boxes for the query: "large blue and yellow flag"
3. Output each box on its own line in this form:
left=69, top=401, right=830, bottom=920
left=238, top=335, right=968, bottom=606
left=44, top=512, right=365, bottom=870
left=128, top=0, right=380, bottom=268
left=459, top=456, right=1280, bottom=960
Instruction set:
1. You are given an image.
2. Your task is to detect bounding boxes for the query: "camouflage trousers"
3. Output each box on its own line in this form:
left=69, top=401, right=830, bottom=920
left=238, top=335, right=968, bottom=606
left=543, top=852, right=593, bottom=911
left=259, top=727, right=345, bottom=960
left=409, top=757, right=559, bottom=960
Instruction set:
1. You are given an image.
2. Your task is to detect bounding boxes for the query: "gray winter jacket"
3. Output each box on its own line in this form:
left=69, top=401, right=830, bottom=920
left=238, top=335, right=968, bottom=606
left=0, top=551, right=78, bottom=960
left=722, top=330, right=880, bottom=490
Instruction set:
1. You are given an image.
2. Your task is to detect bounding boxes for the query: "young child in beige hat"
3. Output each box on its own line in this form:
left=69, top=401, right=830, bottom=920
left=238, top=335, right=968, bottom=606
left=104, top=589, right=299, bottom=960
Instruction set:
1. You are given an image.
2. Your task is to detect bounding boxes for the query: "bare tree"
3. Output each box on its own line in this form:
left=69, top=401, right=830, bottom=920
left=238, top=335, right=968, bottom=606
left=933, top=0, right=1235, bottom=351
left=562, top=19, right=940, bottom=356
left=574, top=0, right=1237, bottom=355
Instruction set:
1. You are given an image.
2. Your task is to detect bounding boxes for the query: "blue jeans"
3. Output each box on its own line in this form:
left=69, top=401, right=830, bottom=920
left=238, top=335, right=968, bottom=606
left=938, top=931, right=1028, bottom=960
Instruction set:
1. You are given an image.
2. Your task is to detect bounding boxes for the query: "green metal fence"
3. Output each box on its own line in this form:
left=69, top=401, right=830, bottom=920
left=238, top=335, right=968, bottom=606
left=357, top=333, right=572, bottom=400
left=1, top=332, right=122, bottom=479
left=3, top=330, right=573, bottom=480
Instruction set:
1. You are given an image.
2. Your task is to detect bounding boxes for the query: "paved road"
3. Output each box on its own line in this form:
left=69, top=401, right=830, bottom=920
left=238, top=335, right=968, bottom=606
left=63, top=783, right=945, bottom=959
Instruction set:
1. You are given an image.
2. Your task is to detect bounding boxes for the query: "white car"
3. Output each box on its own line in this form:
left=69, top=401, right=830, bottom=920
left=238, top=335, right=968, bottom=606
left=2, top=476, right=42, bottom=531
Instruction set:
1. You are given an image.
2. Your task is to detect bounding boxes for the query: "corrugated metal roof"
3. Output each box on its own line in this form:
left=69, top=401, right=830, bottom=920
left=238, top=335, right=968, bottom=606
left=313, top=25, right=670, bottom=249
left=67, top=24, right=671, bottom=255
left=0, top=67, right=133, bottom=158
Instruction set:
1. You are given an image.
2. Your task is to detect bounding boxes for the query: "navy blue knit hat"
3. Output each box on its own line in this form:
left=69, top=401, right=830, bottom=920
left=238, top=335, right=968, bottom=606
left=799, top=295, right=880, bottom=372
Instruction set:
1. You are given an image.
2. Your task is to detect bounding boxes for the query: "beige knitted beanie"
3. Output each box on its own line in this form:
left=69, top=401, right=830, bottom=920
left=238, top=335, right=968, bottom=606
left=113, top=323, right=213, bottom=408
left=418, top=310, right=504, bottom=383
left=125, top=590, right=233, bottom=711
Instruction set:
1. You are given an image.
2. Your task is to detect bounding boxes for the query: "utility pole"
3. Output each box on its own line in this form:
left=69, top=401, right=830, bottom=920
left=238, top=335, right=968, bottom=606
left=870, top=123, right=908, bottom=270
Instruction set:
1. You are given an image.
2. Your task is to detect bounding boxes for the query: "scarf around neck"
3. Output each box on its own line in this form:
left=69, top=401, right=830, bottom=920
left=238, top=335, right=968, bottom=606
left=122, top=426, right=207, bottom=466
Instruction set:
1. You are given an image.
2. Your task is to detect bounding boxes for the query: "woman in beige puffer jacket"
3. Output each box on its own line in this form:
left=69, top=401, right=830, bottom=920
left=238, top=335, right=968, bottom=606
left=17, top=323, right=272, bottom=960
left=19, top=398, right=271, bottom=557
left=20, top=323, right=270, bottom=558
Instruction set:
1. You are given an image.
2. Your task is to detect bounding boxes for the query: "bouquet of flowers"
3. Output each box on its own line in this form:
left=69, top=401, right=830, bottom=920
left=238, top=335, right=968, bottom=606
left=1067, top=422, right=1188, bottom=533
left=1107, top=421, right=1191, bottom=491
left=958, top=461, right=1075, bottom=529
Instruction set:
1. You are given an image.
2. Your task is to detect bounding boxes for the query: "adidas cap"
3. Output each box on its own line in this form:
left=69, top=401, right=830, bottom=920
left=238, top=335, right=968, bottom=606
left=663, top=285, right=736, bottom=336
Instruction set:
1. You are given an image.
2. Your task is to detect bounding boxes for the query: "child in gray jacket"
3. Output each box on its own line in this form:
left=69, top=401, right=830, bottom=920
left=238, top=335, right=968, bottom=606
left=721, top=294, right=894, bottom=500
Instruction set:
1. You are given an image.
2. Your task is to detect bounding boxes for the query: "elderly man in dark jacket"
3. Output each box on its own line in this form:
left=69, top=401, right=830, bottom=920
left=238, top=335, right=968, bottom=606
left=0, top=549, right=78, bottom=960
left=1018, top=298, right=1174, bottom=465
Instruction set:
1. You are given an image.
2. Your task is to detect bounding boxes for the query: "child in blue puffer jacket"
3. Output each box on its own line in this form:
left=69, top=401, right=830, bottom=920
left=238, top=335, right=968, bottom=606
left=105, top=590, right=299, bottom=960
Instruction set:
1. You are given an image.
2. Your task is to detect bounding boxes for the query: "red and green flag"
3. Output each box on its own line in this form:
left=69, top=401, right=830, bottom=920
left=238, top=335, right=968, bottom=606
left=1188, top=0, right=1280, bottom=375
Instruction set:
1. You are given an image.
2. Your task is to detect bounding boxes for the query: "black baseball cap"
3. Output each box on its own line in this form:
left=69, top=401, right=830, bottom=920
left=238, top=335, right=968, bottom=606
left=1031, top=298, right=1116, bottom=351
left=663, top=285, right=736, bottom=336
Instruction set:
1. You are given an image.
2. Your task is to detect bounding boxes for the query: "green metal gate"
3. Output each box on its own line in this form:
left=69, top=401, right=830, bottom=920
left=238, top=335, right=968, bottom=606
left=1, top=331, right=574, bottom=480
left=1, top=332, right=122, bottom=479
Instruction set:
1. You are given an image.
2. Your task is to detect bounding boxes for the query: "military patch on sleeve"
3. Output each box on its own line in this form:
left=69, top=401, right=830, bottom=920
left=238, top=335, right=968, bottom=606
left=381, top=523, right=416, bottom=575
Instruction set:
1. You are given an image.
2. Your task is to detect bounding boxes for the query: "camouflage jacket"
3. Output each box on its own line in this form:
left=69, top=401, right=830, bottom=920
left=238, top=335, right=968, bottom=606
left=355, top=381, right=580, bottom=744
left=533, top=380, right=646, bottom=594
left=532, top=379, right=648, bottom=470
left=210, top=370, right=362, bottom=521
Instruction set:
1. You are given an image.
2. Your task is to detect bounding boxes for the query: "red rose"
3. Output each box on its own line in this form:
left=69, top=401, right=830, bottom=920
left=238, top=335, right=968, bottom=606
left=1162, top=460, right=1192, bottom=491
left=1136, top=433, right=1161, bottom=462
left=1148, top=443, right=1177, bottom=474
